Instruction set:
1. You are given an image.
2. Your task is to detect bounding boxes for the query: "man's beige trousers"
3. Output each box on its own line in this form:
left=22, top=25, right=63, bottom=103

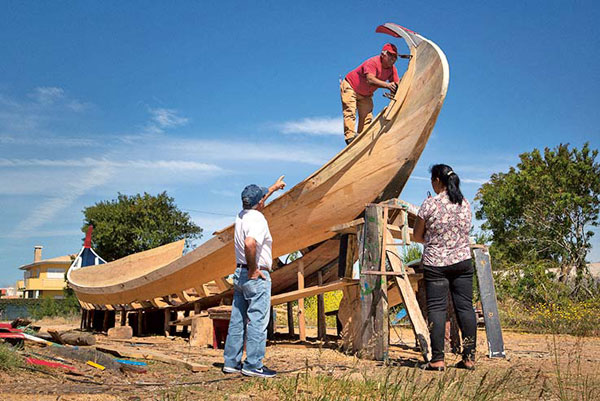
left=340, top=79, right=373, bottom=141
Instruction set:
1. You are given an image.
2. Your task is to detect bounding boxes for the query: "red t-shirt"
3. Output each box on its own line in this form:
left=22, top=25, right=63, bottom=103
left=345, top=55, right=399, bottom=97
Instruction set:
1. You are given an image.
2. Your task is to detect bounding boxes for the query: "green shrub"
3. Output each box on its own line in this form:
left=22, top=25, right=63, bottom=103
left=0, top=342, right=23, bottom=371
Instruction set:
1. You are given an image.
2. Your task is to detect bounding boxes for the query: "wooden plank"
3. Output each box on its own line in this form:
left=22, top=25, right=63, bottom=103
left=473, top=246, right=506, bottom=358
left=271, top=280, right=356, bottom=306
left=194, top=285, right=207, bottom=297
left=297, top=260, right=306, bottom=341
left=317, top=270, right=326, bottom=340
left=385, top=229, right=431, bottom=361
left=95, top=345, right=209, bottom=372
left=215, top=277, right=231, bottom=292
left=358, top=205, right=389, bottom=361
left=150, top=297, right=169, bottom=308
left=330, top=218, right=365, bottom=234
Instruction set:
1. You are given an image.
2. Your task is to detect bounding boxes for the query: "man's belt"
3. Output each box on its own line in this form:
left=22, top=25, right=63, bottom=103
left=236, top=263, right=269, bottom=271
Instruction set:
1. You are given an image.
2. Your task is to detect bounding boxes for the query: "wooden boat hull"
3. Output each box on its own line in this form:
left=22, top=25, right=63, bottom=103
left=69, top=24, right=449, bottom=307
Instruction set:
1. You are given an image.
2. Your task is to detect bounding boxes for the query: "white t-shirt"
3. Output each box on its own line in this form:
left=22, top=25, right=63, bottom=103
left=234, top=209, right=273, bottom=270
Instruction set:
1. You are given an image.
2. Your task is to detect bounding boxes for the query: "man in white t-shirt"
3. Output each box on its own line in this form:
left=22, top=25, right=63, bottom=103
left=223, top=176, right=285, bottom=378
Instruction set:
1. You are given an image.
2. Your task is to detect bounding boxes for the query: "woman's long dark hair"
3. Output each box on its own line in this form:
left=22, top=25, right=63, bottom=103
left=430, top=164, right=464, bottom=205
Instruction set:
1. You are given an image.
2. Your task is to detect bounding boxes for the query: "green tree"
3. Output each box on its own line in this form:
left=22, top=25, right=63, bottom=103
left=82, top=191, right=202, bottom=261
left=475, top=143, right=600, bottom=283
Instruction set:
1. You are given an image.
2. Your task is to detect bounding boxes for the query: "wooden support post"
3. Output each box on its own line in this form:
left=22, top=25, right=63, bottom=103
left=472, top=245, right=506, bottom=358
left=88, top=310, right=95, bottom=331
left=169, top=310, right=176, bottom=336
left=120, top=311, right=127, bottom=326
left=338, top=233, right=358, bottom=279
left=137, top=311, right=143, bottom=336
left=163, top=309, right=170, bottom=337
left=385, top=228, right=432, bottom=361
left=357, top=205, right=389, bottom=360
left=80, top=309, right=86, bottom=330
left=267, top=306, right=275, bottom=339
left=287, top=302, right=295, bottom=336
left=182, top=310, right=190, bottom=336
left=102, top=310, right=110, bottom=333
left=194, top=302, right=201, bottom=315
left=317, top=270, right=326, bottom=340
left=297, top=259, right=306, bottom=341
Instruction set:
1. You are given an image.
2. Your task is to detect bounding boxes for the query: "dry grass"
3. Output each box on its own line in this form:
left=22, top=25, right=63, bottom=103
left=0, top=342, right=23, bottom=371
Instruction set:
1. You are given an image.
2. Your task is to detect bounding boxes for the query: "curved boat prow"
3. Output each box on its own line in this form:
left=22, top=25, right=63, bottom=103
left=69, top=23, right=449, bottom=308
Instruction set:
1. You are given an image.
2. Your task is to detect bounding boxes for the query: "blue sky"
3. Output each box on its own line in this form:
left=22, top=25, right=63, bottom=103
left=1, top=1, right=599, bottom=287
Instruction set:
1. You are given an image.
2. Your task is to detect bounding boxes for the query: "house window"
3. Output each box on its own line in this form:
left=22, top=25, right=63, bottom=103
left=46, top=268, right=65, bottom=279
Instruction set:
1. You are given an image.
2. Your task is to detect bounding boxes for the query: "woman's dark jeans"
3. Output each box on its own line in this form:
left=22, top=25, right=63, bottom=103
left=424, top=259, right=477, bottom=363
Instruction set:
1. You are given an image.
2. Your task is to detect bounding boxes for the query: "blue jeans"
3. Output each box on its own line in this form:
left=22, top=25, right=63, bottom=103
left=223, top=267, right=271, bottom=370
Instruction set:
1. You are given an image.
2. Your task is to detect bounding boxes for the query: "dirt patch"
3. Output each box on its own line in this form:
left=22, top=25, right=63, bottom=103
left=1, top=325, right=599, bottom=400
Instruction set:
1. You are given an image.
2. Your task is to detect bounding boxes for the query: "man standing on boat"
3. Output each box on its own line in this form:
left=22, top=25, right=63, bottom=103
left=341, top=43, right=400, bottom=145
left=223, top=176, right=286, bottom=378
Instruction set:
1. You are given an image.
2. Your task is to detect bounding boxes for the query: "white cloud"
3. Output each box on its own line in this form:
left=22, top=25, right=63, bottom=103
left=167, top=139, right=336, bottom=166
left=145, top=108, right=189, bottom=134
left=29, top=87, right=65, bottom=104
left=11, top=165, right=115, bottom=238
left=0, top=134, right=97, bottom=147
left=278, top=116, right=342, bottom=136
left=0, top=157, right=222, bottom=172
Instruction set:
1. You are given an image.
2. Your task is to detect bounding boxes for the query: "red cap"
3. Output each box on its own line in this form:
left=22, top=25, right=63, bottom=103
left=382, top=43, right=398, bottom=55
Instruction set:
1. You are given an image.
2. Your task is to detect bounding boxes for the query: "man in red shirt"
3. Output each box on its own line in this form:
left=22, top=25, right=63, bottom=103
left=341, top=43, right=400, bottom=144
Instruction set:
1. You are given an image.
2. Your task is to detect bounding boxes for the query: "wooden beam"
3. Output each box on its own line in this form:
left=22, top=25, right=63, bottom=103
left=272, top=279, right=356, bottom=306
left=102, top=310, right=110, bottom=333
left=120, top=311, right=127, bottom=326
left=267, top=306, right=275, bottom=339
left=194, top=285, right=207, bottom=297
left=163, top=309, right=170, bottom=336
left=297, top=260, right=306, bottom=341
left=385, top=229, right=431, bottom=361
left=137, top=311, right=143, bottom=336
left=338, top=233, right=358, bottom=279
left=317, top=270, right=326, bottom=340
left=287, top=302, right=295, bottom=335
left=330, top=218, right=365, bottom=234
left=215, top=277, right=231, bottom=292
left=357, top=205, right=389, bottom=361
left=150, top=297, right=170, bottom=308
left=130, top=302, right=143, bottom=309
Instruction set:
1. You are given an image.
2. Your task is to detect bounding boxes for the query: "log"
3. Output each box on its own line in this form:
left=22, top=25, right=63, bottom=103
left=96, top=345, right=209, bottom=372
left=47, top=329, right=96, bottom=346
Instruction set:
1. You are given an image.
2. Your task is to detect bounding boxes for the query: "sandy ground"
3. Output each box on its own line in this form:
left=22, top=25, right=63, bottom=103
left=1, top=322, right=599, bottom=400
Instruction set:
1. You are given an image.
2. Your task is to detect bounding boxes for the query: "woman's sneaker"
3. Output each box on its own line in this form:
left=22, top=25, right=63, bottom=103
left=241, top=365, right=277, bottom=378
left=222, top=365, right=242, bottom=374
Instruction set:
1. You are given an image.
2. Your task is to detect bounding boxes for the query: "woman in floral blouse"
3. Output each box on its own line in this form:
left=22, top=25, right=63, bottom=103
left=413, top=164, right=476, bottom=371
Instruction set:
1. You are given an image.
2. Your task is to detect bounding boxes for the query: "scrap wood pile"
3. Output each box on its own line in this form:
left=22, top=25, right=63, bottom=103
left=0, top=318, right=209, bottom=385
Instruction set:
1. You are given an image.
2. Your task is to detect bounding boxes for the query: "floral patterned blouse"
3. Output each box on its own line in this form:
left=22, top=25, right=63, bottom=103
left=417, top=191, right=472, bottom=267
